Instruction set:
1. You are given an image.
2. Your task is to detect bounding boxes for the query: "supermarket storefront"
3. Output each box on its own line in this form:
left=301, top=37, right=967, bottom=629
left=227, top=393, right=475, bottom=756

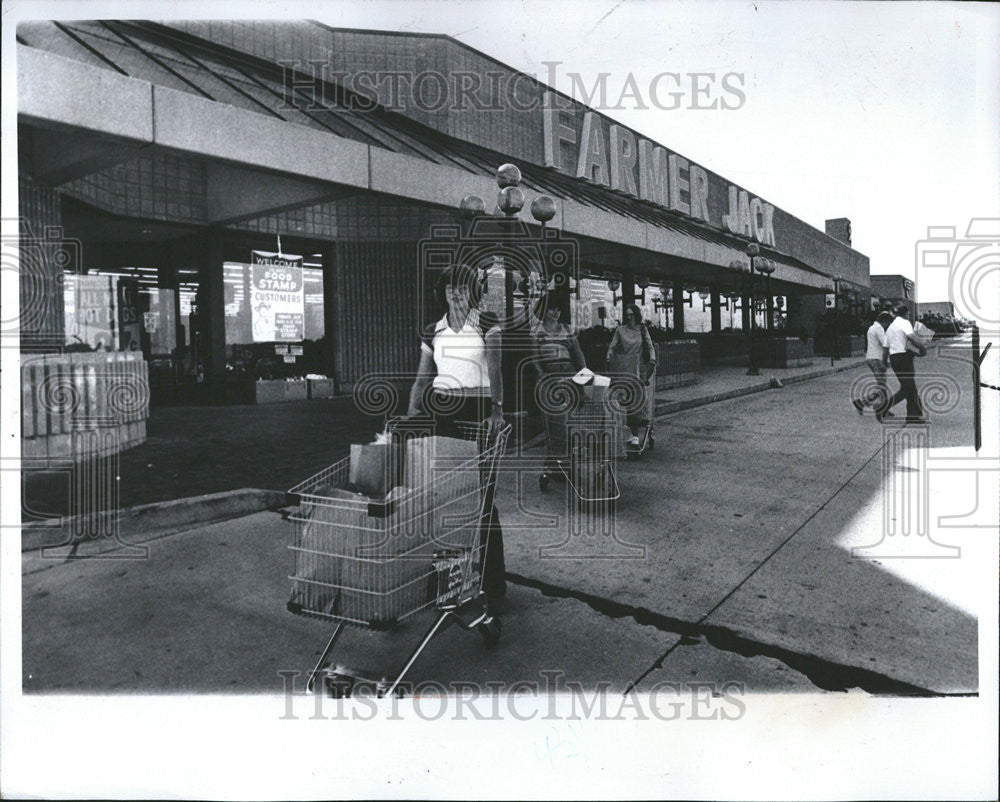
left=16, top=20, right=871, bottom=459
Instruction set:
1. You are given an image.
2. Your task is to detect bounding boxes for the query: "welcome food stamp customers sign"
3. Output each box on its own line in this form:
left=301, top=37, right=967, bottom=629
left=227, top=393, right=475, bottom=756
left=250, top=248, right=304, bottom=342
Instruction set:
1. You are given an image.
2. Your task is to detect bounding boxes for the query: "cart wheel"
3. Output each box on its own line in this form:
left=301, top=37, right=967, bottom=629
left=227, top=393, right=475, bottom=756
left=324, top=673, right=354, bottom=699
left=478, top=617, right=502, bottom=647
left=539, top=474, right=550, bottom=492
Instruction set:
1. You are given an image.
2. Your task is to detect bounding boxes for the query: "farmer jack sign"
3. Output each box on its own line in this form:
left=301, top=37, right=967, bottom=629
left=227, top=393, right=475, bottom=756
left=542, top=92, right=777, bottom=247
left=250, top=250, right=305, bottom=342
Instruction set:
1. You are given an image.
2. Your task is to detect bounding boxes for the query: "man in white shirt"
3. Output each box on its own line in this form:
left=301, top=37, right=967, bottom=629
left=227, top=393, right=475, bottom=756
left=853, top=311, right=894, bottom=416
left=882, top=305, right=928, bottom=423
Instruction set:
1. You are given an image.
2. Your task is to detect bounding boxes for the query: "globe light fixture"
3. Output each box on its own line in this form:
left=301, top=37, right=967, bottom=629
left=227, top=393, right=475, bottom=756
left=459, top=194, right=486, bottom=218
left=497, top=185, right=525, bottom=216
left=530, top=195, right=556, bottom=223
left=496, top=163, right=522, bottom=188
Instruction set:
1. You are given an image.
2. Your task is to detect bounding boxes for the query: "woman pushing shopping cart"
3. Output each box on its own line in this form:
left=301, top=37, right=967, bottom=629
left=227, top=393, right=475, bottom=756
left=606, top=303, right=657, bottom=457
left=534, top=291, right=623, bottom=507
left=285, top=264, right=510, bottom=697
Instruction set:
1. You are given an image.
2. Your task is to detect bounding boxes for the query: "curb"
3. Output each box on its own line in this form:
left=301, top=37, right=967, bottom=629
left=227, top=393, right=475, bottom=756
left=21, top=488, right=287, bottom=552
left=654, top=359, right=865, bottom=418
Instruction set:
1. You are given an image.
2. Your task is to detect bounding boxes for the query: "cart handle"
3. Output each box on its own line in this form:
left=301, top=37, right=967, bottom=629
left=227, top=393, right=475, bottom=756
left=284, top=490, right=397, bottom=519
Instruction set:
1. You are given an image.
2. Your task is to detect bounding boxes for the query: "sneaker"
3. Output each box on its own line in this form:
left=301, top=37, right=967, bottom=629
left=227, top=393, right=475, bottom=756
left=852, top=399, right=865, bottom=415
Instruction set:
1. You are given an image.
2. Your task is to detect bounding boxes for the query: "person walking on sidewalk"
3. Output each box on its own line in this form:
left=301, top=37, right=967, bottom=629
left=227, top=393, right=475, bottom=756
left=606, top=304, right=656, bottom=446
left=405, top=264, right=507, bottom=614
left=853, top=310, right=894, bottom=417
left=881, top=305, right=929, bottom=424
left=532, top=290, right=588, bottom=471
left=533, top=289, right=587, bottom=378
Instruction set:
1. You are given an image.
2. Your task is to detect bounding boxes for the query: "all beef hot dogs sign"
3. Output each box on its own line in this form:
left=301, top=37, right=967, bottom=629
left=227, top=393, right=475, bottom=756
left=250, top=250, right=305, bottom=342
left=542, top=92, right=777, bottom=247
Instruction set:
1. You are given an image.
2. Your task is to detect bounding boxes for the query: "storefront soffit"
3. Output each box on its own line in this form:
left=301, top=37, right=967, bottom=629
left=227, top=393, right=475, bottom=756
left=19, top=31, right=833, bottom=294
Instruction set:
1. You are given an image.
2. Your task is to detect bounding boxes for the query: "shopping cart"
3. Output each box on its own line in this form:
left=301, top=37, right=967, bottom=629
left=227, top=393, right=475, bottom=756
left=285, top=420, right=511, bottom=698
left=538, top=378, right=622, bottom=508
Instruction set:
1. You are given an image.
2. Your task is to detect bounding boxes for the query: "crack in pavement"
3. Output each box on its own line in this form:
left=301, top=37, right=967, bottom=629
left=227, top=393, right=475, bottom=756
left=506, top=427, right=947, bottom=697
left=505, top=570, right=936, bottom=696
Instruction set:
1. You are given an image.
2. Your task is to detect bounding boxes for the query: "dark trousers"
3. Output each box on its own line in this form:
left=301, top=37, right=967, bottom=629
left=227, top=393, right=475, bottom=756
left=859, top=359, right=889, bottom=408
left=417, top=393, right=506, bottom=601
left=886, top=352, right=923, bottom=418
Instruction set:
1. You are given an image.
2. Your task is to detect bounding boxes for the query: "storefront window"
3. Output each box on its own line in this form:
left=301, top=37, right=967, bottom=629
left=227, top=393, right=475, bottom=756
left=63, top=266, right=178, bottom=355
left=572, top=277, right=619, bottom=330
left=635, top=285, right=666, bottom=328
left=221, top=251, right=326, bottom=379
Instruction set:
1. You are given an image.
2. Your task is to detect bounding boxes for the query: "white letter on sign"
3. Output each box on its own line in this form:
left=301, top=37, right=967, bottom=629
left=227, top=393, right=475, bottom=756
left=609, top=125, right=638, bottom=196
left=750, top=197, right=764, bottom=242
left=576, top=112, right=610, bottom=186
left=668, top=154, right=690, bottom=216
left=638, top=140, right=669, bottom=207
left=737, top=190, right=752, bottom=237
left=761, top=203, right=776, bottom=246
left=543, top=92, right=577, bottom=171
left=689, top=164, right=710, bottom=222
left=722, top=185, right=739, bottom=233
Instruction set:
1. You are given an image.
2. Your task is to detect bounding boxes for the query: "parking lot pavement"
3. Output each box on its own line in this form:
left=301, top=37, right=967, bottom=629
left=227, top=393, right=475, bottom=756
left=21, top=343, right=990, bottom=696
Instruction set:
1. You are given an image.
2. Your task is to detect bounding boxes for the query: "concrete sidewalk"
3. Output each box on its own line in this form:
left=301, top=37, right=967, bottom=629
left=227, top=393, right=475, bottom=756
left=654, top=355, right=865, bottom=415
left=21, top=344, right=992, bottom=695
left=21, top=355, right=868, bottom=523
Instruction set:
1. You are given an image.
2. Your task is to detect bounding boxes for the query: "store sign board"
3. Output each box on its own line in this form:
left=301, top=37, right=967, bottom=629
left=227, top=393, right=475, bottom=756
left=64, top=274, right=116, bottom=351
left=250, top=263, right=304, bottom=342
left=251, top=250, right=303, bottom=268
left=542, top=94, right=776, bottom=246
left=117, top=278, right=142, bottom=352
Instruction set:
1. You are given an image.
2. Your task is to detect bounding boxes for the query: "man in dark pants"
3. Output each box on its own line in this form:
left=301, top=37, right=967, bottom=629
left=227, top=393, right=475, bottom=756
left=881, top=305, right=929, bottom=424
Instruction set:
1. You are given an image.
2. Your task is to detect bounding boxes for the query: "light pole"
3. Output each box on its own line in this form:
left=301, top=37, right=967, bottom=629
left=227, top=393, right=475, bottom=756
left=756, top=257, right=775, bottom=336
left=745, top=242, right=760, bottom=376
left=831, top=275, right=842, bottom=365
left=458, top=164, right=556, bottom=319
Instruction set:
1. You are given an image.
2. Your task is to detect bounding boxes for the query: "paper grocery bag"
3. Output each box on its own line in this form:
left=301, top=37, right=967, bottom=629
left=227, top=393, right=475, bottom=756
left=906, top=321, right=935, bottom=355
left=403, top=436, right=481, bottom=548
left=403, top=435, right=478, bottom=488
left=349, top=442, right=403, bottom=498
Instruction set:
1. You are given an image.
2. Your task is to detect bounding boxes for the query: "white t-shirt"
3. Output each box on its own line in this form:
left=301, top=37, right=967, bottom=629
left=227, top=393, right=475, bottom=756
left=885, top=316, right=914, bottom=355
left=865, top=322, right=888, bottom=360
left=420, top=310, right=495, bottom=393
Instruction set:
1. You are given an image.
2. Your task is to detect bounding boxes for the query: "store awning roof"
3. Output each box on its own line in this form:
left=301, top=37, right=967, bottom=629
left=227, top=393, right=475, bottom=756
left=17, top=19, right=835, bottom=292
